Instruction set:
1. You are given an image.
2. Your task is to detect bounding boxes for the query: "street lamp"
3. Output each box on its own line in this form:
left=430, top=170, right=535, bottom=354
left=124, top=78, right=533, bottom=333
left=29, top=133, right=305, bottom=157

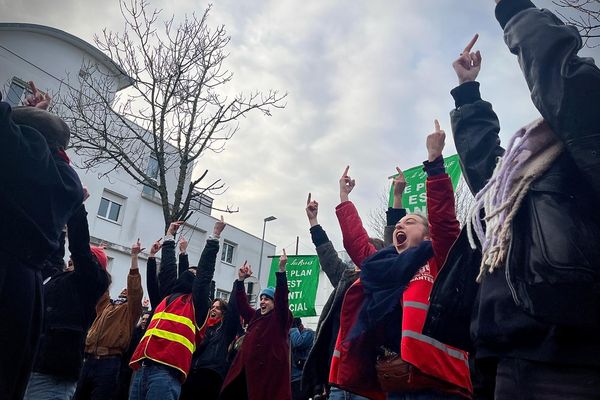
left=257, top=216, right=277, bottom=283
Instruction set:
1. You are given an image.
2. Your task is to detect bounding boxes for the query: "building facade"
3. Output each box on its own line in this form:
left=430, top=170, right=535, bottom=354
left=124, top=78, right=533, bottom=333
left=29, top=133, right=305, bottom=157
left=0, top=23, right=274, bottom=303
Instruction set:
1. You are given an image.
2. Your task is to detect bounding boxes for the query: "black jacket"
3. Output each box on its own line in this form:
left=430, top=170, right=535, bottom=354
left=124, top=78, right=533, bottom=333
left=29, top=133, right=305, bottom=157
left=0, top=101, right=83, bottom=268
left=34, top=205, right=110, bottom=379
left=190, top=279, right=242, bottom=379
left=424, top=0, right=600, bottom=366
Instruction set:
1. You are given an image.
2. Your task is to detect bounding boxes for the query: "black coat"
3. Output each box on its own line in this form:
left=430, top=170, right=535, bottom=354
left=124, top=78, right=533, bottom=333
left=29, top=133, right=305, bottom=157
left=424, top=0, right=600, bottom=367
left=34, top=205, right=110, bottom=380
left=190, top=280, right=241, bottom=379
left=0, top=102, right=83, bottom=267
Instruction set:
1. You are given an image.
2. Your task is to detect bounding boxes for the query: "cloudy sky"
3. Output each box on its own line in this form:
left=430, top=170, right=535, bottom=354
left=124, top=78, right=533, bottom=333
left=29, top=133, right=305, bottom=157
left=4, top=0, right=599, bottom=255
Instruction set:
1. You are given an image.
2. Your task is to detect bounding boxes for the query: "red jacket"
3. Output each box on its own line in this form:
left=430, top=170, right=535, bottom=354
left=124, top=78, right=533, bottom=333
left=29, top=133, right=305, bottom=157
left=329, top=173, right=472, bottom=399
left=220, top=272, right=293, bottom=400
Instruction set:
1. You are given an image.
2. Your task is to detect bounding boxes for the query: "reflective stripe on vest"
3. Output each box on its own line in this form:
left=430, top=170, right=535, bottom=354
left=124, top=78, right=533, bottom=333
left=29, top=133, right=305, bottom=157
left=403, top=301, right=429, bottom=311
left=142, top=327, right=195, bottom=353
left=151, top=311, right=196, bottom=334
left=129, top=294, right=198, bottom=379
left=402, top=330, right=467, bottom=362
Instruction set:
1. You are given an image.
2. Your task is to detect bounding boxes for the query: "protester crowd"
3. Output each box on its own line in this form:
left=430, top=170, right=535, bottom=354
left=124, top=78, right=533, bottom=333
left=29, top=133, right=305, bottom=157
left=1, top=0, right=599, bottom=399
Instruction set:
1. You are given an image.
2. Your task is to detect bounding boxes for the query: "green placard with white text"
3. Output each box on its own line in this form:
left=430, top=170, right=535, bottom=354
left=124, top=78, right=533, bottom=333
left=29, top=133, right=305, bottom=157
left=388, top=154, right=462, bottom=214
left=267, top=255, right=320, bottom=317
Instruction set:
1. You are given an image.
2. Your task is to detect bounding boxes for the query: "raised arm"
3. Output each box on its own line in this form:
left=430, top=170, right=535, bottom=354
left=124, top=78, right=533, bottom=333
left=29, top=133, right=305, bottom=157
left=192, top=217, right=225, bottom=328
left=222, top=283, right=243, bottom=343
left=275, top=250, right=292, bottom=330
left=497, top=0, right=600, bottom=198
left=307, top=193, right=350, bottom=287
left=336, top=166, right=378, bottom=267
left=234, top=262, right=257, bottom=324
left=158, top=221, right=183, bottom=298
left=497, top=0, right=600, bottom=135
left=128, top=239, right=144, bottom=327
left=384, top=169, right=408, bottom=246
left=450, top=37, right=505, bottom=194
left=68, top=204, right=110, bottom=297
left=42, top=229, right=67, bottom=280
left=425, top=121, right=461, bottom=272
left=146, top=239, right=162, bottom=309
left=178, top=236, right=189, bottom=277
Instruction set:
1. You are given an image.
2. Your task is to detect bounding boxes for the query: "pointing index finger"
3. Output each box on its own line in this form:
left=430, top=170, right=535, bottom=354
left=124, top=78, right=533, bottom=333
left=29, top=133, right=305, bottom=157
left=463, top=33, right=479, bottom=54
left=342, top=165, right=350, bottom=177
left=307, top=193, right=311, bottom=205
left=434, top=119, right=441, bottom=132
left=28, top=81, right=38, bottom=94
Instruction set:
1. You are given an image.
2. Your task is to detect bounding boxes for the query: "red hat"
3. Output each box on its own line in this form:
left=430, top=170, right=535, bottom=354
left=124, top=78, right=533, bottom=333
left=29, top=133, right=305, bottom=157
left=90, top=246, right=108, bottom=270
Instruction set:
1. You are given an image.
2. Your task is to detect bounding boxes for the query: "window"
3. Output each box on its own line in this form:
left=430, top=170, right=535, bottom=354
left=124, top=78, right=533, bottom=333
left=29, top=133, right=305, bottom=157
left=5, top=78, right=32, bottom=107
left=98, top=197, right=122, bottom=222
left=215, top=289, right=230, bottom=302
left=97, top=190, right=125, bottom=223
left=221, top=241, right=236, bottom=264
left=142, top=156, right=159, bottom=197
left=190, top=191, right=213, bottom=215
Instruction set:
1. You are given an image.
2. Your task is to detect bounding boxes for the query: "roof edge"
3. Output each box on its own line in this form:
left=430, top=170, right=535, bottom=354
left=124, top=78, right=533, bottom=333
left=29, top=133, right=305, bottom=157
left=0, top=22, right=133, bottom=90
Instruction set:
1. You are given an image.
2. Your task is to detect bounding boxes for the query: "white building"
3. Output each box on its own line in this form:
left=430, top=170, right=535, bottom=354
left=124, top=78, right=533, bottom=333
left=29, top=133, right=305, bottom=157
left=0, top=23, right=275, bottom=304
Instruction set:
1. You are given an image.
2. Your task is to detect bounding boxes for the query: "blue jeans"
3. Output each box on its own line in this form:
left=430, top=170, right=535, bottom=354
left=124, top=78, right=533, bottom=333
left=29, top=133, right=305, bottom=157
left=73, top=356, right=121, bottom=400
left=129, top=364, right=181, bottom=400
left=329, top=387, right=369, bottom=400
left=387, top=391, right=464, bottom=400
left=23, top=372, right=77, bottom=400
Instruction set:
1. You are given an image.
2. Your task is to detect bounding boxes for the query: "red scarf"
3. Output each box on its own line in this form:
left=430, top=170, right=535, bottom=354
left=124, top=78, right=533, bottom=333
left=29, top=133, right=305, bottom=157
left=198, top=316, right=222, bottom=342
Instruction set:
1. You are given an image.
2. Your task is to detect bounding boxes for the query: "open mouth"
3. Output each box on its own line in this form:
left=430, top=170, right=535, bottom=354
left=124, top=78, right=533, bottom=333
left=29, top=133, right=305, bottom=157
left=395, top=231, right=407, bottom=246
left=210, top=311, right=217, bottom=317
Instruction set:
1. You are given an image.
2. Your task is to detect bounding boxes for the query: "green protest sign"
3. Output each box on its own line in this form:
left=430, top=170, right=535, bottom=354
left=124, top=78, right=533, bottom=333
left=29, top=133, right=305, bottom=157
left=267, top=255, right=320, bottom=317
left=388, top=154, right=462, bottom=214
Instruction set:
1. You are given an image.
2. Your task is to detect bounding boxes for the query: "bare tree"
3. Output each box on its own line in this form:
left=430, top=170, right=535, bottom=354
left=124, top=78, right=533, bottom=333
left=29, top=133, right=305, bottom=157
left=58, top=0, right=286, bottom=230
left=552, top=0, right=600, bottom=47
left=367, top=186, right=390, bottom=239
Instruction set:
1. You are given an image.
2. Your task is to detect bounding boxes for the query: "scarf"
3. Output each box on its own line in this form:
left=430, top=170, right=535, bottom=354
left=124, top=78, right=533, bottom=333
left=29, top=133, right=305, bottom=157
left=467, top=118, right=564, bottom=282
left=347, top=241, right=433, bottom=341
left=198, top=316, right=223, bottom=343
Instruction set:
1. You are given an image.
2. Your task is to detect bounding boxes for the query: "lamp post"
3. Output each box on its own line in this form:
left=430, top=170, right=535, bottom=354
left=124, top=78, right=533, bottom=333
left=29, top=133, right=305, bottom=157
left=257, top=216, right=277, bottom=284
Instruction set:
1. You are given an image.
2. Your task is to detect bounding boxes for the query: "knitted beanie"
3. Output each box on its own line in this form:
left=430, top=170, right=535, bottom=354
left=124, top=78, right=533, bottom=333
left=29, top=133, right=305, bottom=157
left=259, top=287, right=275, bottom=301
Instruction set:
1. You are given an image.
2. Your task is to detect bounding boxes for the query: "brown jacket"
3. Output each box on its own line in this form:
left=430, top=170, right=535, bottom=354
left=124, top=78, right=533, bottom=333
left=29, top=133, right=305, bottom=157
left=85, top=268, right=143, bottom=356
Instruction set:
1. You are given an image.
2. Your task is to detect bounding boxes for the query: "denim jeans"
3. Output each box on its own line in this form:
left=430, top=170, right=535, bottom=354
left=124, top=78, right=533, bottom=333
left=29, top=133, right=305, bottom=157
left=73, top=356, right=121, bottom=400
left=329, top=387, right=370, bottom=400
left=23, top=372, right=77, bottom=400
left=387, top=390, right=464, bottom=400
left=129, top=363, right=181, bottom=400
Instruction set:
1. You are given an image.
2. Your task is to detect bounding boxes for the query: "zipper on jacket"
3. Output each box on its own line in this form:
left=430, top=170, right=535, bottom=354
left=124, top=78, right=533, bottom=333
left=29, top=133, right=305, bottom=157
left=504, top=237, right=520, bottom=306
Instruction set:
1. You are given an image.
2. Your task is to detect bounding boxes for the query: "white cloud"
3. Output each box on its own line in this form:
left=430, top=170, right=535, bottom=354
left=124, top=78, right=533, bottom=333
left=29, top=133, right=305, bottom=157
left=4, top=0, right=599, bottom=254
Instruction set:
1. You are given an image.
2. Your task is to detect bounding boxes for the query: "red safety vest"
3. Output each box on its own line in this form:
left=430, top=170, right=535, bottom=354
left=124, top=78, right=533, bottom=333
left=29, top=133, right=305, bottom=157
left=130, top=294, right=199, bottom=380
left=329, top=262, right=472, bottom=398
